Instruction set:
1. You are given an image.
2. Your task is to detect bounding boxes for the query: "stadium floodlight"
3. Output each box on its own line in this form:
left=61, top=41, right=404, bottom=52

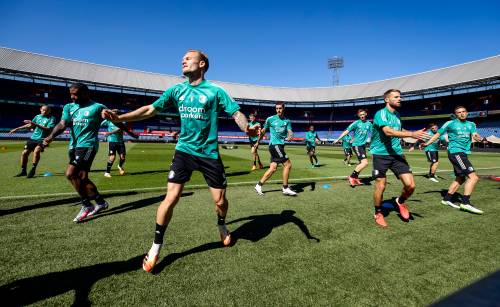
left=327, top=57, right=344, bottom=86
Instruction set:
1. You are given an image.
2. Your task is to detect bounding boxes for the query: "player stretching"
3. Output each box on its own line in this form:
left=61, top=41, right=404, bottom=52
left=334, top=109, right=372, bottom=186
left=254, top=102, right=296, bottom=196
left=10, top=105, right=56, bottom=178
left=417, top=123, right=443, bottom=182
left=101, top=119, right=127, bottom=177
left=103, top=50, right=249, bottom=273
left=424, top=106, right=484, bottom=214
left=370, top=89, right=429, bottom=227
left=44, top=83, right=110, bottom=222
left=341, top=133, right=353, bottom=165
left=305, top=125, right=321, bottom=168
left=248, top=113, right=263, bottom=170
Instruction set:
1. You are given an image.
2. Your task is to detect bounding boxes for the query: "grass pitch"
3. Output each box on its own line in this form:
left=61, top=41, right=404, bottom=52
left=0, top=141, right=499, bottom=306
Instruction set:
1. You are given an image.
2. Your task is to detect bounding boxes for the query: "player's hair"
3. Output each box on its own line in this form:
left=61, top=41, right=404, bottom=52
left=40, top=104, right=50, bottom=110
left=249, top=113, right=255, bottom=118
left=428, top=122, right=438, bottom=129
left=454, top=105, right=467, bottom=112
left=357, top=108, right=368, bottom=114
left=69, top=82, right=89, bottom=93
left=187, top=49, right=209, bottom=72
left=383, top=89, right=401, bottom=100
left=275, top=101, right=285, bottom=107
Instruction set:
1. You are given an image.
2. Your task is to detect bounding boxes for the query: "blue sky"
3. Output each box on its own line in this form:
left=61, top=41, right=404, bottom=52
left=1, top=0, right=499, bottom=87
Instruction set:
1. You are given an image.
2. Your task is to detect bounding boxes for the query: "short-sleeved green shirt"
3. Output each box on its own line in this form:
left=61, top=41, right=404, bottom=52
left=263, top=115, right=292, bottom=146
left=61, top=100, right=107, bottom=150
left=30, top=114, right=56, bottom=141
left=424, top=130, right=439, bottom=152
left=347, top=119, right=372, bottom=146
left=341, top=134, right=352, bottom=149
left=152, top=80, right=240, bottom=159
left=370, top=106, right=403, bottom=156
left=438, top=119, right=477, bottom=154
left=247, top=120, right=261, bottom=142
left=305, top=131, right=318, bottom=147
left=101, top=120, right=124, bottom=143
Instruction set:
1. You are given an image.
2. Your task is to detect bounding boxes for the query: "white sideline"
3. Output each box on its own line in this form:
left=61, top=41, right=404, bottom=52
left=1, top=166, right=499, bottom=201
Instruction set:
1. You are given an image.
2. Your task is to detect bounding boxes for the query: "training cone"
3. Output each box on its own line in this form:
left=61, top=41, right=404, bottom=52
left=43, top=172, right=53, bottom=177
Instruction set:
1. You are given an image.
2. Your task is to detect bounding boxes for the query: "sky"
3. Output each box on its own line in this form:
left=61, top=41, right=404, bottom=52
left=1, top=0, right=499, bottom=87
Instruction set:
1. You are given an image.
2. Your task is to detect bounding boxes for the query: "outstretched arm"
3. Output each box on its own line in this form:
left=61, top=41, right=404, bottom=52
left=43, top=120, right=68, bottom=145
left=382, top=126, right=429, bottom=140
left=103, top=105, right=157, bottom=122
left=232, top=111, right=248, bottom=133
left=24, top=120, right=52, bottom=131
left=9, top=123, right=31, bottom=134
left=424, top=132, right=441, bottom=147
left=333, top=130, right=349, bottom=144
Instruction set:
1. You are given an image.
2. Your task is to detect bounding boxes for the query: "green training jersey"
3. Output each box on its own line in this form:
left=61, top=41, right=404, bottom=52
left=438, top=119, right=477, bottom=154
left=341, top=134, right=352, bottom=149
left=305, top=131, right=318, bottom=147
left=30, top=114, right=56, bottom=141
left=61, top=100, right=107, bottom=150
left=247, top=120, right=261, bottom=142
left=264, top=114, right=292, bottom=146
left=370, top=106, right=403, bottom=156
left=101, top=120, right=124, bottom=143
left=152, top=80, right=240, bottom=159
left=347, top=119, right=372, bottom=146
left=424, top=131, right=439, bottom=152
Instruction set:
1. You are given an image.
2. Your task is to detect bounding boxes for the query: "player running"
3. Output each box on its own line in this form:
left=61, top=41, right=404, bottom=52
left=254, top=102, right=296, bottom=196
left=305, top=125, right=321, bottom=168
left=334, top=109, right=372, bottom=186
left=103, top=50, right=249, bottom=273
left=10, top=105, right=56, bottom=178
left=341, top=133, right=353, bottom=166
left=101, top=119, right=127, bottom=177
left=247, top=113, right=263, bottom=171
left=424, top=106, right=484, bottom=214
left=370, top=89, right=429, bottom=227
left=44, top=83, right=110, bottom=223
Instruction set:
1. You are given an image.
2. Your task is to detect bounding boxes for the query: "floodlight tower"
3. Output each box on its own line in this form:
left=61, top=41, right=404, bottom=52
left=328, top=57, right=344, bottom=86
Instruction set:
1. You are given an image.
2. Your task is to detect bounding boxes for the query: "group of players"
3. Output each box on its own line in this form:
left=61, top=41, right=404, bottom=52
left=9, top=50, right=485, bottom=273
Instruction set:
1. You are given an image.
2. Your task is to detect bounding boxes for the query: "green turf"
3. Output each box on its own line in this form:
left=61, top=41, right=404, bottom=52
left=0, top=141, right=499, bottom=306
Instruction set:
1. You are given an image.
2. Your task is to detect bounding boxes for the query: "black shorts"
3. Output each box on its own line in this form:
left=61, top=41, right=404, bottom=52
left=25, top=139, right=44, bottom=152
left=343, top=147, right=353, bottom=156
left=268, top=144, right=289, bottom=164
left=108, top=142, right=126, bottom=156
left=352, top=145, right=368, bottom=161
left=249, top=139, right=258, bottom=147
left=306, top=145, right=316, bottom=153
left=448, top=152, right=475, bottom=177
left=168, top=150, right=227, bottom=189
left=372, top=154, right=412, bottom=179
left=68, top=147, right=97, bottom=171
left=425, top=151, right=438, bottom=163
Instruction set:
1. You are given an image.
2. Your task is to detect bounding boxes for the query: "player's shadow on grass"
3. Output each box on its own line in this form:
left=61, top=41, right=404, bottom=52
left=421, top=189, right=463, bottom=202
left=0, top=254, right=144, bottom=307
left=290, top=182, right=316, bottom=192
left=87, top=192, right=194, bottom=221
left=0, top=191, right=138, bottom=217
left=381, top=198, right=423, bottom=221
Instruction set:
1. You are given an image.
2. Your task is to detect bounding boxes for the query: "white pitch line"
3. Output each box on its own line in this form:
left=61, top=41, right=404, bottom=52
left=1, top=166, right=499, bottom=201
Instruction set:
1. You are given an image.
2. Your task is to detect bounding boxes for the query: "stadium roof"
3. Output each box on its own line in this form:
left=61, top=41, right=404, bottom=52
left=0, top=46, right=499, bottom=102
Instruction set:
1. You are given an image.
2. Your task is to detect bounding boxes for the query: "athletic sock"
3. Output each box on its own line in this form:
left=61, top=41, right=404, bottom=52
left=283, top=184, right=289, bottom=189
left=462, top=195, right=471, bottom=205
left=374, top=206, right=382, bottom=214
left=32, top=162, right=38, bottom=168
left=444, top=193, right=453, bottom=202
left=106, top=161, right=113, bottom=172
left=253, top=160, right=256, bottom=166
left=21, top=167, right=27, bottom=173
left=81, top=198, right=92, bottom=208
left=257, top=181, right=263, bottom=186
left=118, top=159, right=125, bottom=168
left=313, top=156, right=318, bottom=163
left=154, top=223, right=167, bottom=244
left=351, top=171, right=359, bottom=178
left=94, top=193, right=106, bottom=205
left=397, top=196, right=407, bottom=204
left=217, top=214, right=226, bottom=226
left=148, top=243, right=162, bottom=258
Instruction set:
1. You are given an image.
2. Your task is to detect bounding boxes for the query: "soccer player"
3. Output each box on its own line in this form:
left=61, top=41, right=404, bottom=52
left=334, top=109, right=372, bottom=186
left=247, top=113, right=263, bottom=171
left=101, top=119, right=127, bottom=177
left=424, top=106, right=484, bottom=214
left=253, top=102, right=296, bottom=196
left=102, top=50, right=249, bottom=273
left=370, top=89, right=429, bottom=227
left=419, top=123, right=442, bottom=182
left=341, top=133, right=353, bottom=165
left=305, top=125, right=321, bottom=168
left=9, top=105, right=56, bottom=178
left=43, top=83, right=110, bottom=223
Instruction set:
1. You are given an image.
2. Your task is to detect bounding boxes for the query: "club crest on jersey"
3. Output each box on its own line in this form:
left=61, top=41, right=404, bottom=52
left=179, top=95, right=185, bottom=102
left=199, top=95, right=207, bottom=104
left=84, top=111, right=90, bottom=116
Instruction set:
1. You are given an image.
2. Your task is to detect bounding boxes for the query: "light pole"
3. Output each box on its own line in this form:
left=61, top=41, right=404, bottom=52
left=328, top=57, right=344, bottom=86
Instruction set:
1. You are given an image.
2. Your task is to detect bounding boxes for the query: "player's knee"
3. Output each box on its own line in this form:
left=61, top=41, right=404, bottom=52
left=407, top=182, right=416, bottom=192
left=375, top=180, right=386, bottom=191
left=468, top=172, right=479, bottom=182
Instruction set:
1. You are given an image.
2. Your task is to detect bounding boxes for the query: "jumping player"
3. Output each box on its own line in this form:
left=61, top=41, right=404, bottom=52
left=334, top=109, right=372, bottom=186
left=341, top=133, right=353, bottom=165
left=254, top=102, right=296, bottom=196
left=10, top=105, right=56, bottom=178
left=103, top=50, right=249, bottom=273
left=424, top=106, right=484, bottom=214
left=370, top=89, right=429, bottom=227
left=247, top=113, right=263, bottom=170
left=101, top=119, right=127, bottom=177
left=43, top=83, right=110, bottom=222
left=305, top=125, right=321, bottom=167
